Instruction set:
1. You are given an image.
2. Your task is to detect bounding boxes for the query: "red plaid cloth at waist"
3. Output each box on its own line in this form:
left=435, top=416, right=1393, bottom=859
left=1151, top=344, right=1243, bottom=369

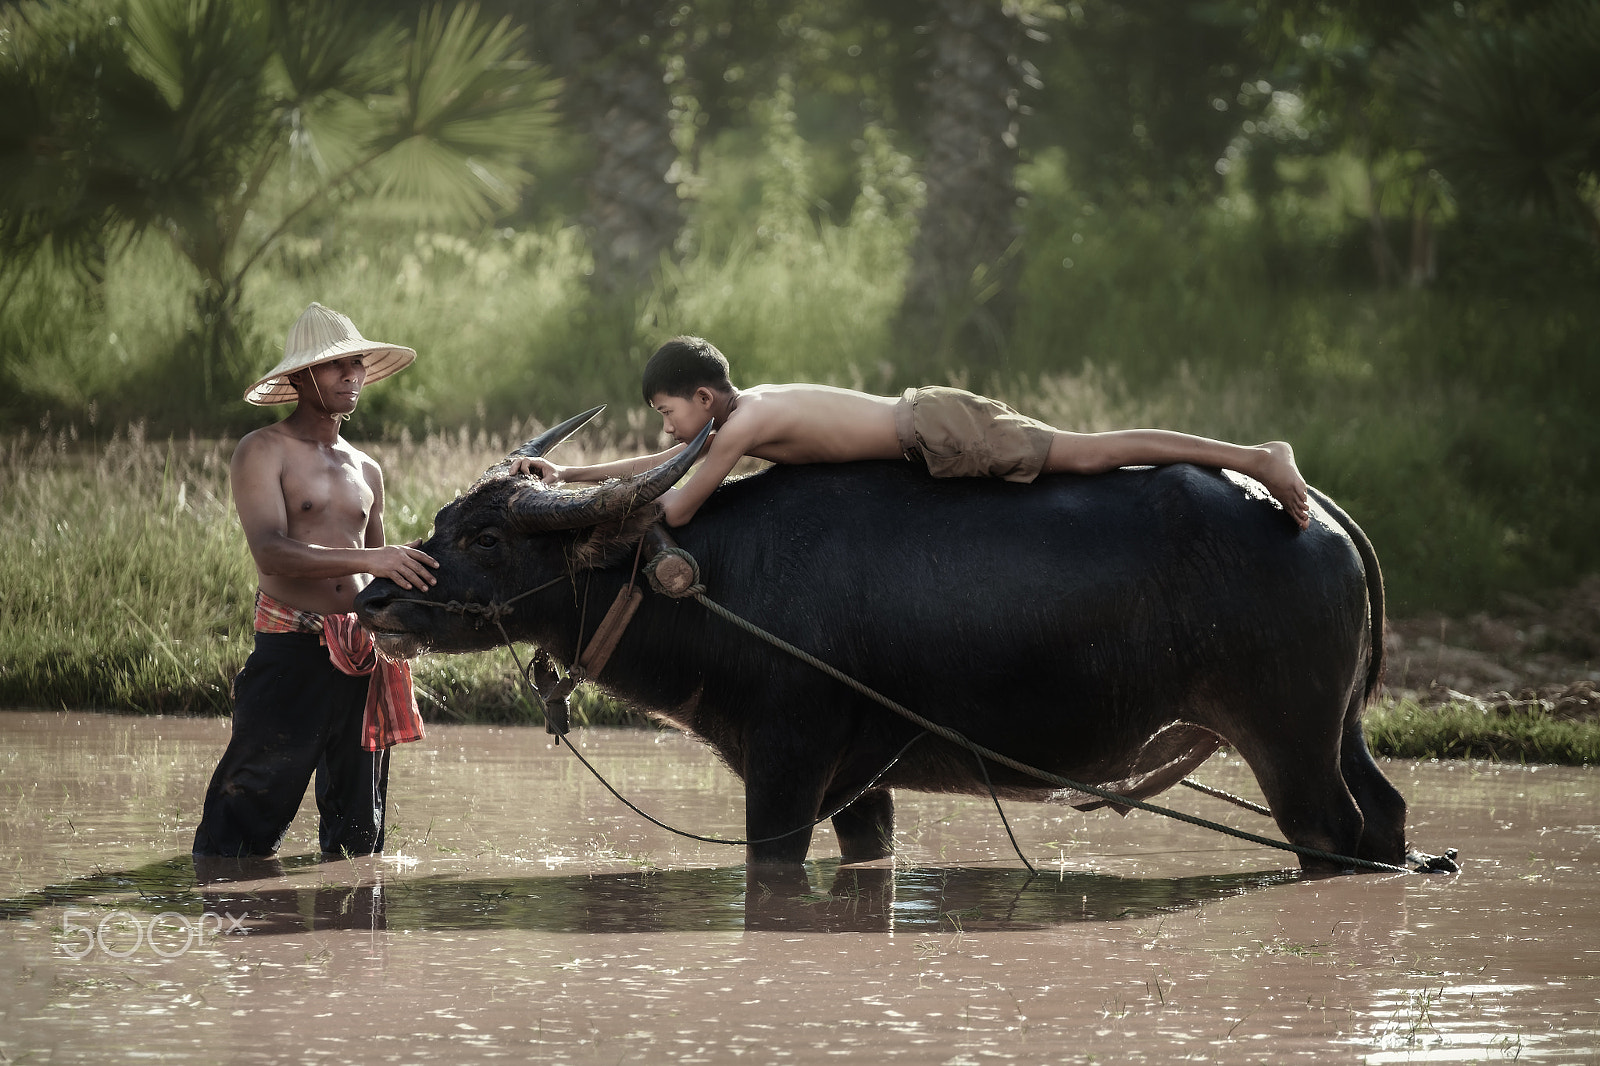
left=253, top=589, right=424, bottom=751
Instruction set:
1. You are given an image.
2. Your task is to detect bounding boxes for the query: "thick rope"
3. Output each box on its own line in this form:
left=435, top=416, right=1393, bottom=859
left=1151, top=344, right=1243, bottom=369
left=1179, top=776, right=1273, bottom=817
left=688, top=590, right=1415, bottom=875
left=557, top=731, right=927, bottom=848
left=973, top=751, right=1037, bottom=875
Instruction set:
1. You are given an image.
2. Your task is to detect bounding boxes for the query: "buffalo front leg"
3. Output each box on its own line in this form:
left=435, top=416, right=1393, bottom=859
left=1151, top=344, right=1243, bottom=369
left=740, top=693, right=877, bottom=866
left=831, top=787, right=894, bottom=864
left=741, top=758, right=826, bottom=867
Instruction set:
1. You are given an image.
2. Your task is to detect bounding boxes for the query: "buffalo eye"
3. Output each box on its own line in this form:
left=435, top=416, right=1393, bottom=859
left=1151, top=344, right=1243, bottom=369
left=469, top=528, right=503, bottom=553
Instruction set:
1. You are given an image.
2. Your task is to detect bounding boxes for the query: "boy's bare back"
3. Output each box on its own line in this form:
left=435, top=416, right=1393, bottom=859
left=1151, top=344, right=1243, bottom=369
left=635, top=383, right=902, bottom=527
left=713, top=384, right=902, bottom=465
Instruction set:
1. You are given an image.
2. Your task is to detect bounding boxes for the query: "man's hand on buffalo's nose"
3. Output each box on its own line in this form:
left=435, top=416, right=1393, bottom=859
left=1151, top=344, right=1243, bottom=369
left=370, top=544, right=439, bottom=590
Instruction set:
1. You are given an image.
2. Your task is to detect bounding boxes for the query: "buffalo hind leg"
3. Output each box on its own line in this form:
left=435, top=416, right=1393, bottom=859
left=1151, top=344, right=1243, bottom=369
left=1340, top=707, right=1408, bottom=865
left=831, top=788, right=894, bottom=864
left=1232, top=720, right=1368, bottom=876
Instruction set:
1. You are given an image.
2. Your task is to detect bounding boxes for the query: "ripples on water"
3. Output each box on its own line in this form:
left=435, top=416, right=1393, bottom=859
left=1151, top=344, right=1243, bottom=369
left=1, top=711, right=1596, bottom=1063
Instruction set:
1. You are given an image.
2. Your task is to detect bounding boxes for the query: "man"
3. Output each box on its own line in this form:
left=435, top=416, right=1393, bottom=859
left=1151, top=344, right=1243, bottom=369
left=192, top=303, right=438, bottom=859
left=519, top=335, right=1311, bottom=530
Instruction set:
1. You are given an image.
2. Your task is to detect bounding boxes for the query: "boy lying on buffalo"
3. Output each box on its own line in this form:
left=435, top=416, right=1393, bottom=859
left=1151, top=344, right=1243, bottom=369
left=511, top=336, right=1310, bottom=530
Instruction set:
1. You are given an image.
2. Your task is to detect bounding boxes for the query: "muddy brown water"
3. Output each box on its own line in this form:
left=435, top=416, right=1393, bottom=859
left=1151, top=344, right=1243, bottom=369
left=1, top=710, right=1596, bottom=1064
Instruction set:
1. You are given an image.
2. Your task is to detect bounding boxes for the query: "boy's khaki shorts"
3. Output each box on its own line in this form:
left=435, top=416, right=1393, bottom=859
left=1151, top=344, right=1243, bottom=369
left=893, top=386, right=1056, bottom=483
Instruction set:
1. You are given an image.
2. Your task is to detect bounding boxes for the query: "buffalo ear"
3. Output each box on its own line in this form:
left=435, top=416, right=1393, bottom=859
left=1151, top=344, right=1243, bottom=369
left=479, top=405, right=606, bottom=482
left=565, top=505, right=668, bottom=570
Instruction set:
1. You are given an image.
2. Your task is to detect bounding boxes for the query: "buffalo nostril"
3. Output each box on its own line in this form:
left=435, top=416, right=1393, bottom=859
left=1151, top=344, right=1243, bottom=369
left=356, top=586, right=393, bottom=614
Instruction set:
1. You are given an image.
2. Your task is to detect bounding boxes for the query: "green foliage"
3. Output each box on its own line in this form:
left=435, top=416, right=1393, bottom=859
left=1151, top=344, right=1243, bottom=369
left=368, top=3, right=558, bottom=222
left=651, top=88, right=920, bottom=392
left=1393, top=1, right=1600, bottom=239
left=0, top=0, right=559, bottom=411
left=1033, top=0, right=1267, bottom=200
left=1241, top=0, right=1600, bottom=275
left=0, top=0, right=161, bottom=280
left=1365, top=699, right=1600, bottom=765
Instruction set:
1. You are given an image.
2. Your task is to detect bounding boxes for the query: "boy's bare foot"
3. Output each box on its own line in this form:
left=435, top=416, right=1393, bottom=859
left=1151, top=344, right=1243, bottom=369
left=1256, top=441, right=1310, bottom=530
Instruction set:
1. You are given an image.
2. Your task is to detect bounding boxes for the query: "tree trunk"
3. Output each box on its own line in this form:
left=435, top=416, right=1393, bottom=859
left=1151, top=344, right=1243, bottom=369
left=564, top=2, right=684, bottom=293
left=896, top=0, right=1035, bottom=371
left=192, top=278, right=244, bottom=408
left=1407, top=208, right=1436, bottom=288
left=1365, top=160, right=1400, bottom=288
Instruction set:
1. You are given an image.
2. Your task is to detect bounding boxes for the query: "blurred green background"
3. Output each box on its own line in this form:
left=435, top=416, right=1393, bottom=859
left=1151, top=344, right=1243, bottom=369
left=4, top=0, right=1599, bottom=623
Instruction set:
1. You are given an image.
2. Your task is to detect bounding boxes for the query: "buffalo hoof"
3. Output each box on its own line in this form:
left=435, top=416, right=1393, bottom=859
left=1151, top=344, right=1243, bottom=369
left=1407, top=847, right=1461, bottom=874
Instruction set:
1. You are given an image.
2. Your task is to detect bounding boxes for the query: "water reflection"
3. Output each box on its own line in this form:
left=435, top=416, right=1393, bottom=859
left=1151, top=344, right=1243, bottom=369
left=1, top=853, right=1296, bottom=936
left=195, top=855, right=387, bottom=939
left=739, top=863, right=1299, bottom=933
left=0, top=855, right=205, bottom=921
left=0, top=853, right=387, bottom=938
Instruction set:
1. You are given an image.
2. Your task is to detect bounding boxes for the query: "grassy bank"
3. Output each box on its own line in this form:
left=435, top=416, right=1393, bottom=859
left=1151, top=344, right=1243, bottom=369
left=1363, top=699, right=1600, bottom=766
left=2, top=422, right=1595, bottom=766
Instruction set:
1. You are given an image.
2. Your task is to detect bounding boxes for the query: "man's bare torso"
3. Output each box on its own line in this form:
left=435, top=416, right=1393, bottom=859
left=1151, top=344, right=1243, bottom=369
left=728, top=384, right=903, bottom=464
left=239, top=424, right=379, bottom=615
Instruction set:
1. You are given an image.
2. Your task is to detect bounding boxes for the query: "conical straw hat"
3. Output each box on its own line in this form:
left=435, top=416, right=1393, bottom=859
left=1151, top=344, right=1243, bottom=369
left=244, top=303, right=416, bottom=405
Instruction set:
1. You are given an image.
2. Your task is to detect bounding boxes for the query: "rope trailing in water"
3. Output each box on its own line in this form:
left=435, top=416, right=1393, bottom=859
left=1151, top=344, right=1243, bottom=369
left=557, top=731, right=927, bottom=848
left=687, top=589, right=1416, bottom=875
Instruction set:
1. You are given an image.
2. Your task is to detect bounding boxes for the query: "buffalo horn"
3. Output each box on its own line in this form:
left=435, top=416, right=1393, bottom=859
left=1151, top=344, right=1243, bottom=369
left=509, top=419, right=713, bottom=532
left=479, top=405, right=606, bottom=481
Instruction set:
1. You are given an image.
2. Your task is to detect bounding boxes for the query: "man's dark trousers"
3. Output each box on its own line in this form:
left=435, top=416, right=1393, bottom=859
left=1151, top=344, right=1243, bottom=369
left=193, top=631, right=389, bottom=857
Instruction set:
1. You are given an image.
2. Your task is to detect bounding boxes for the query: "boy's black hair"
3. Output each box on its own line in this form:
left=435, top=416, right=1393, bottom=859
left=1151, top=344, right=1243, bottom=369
left=642, top=336, right=733, bottom=402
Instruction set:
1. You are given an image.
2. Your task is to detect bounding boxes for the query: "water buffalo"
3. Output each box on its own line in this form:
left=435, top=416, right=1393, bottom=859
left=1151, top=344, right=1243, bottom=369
left=356, top=410, right=1408, bottom=873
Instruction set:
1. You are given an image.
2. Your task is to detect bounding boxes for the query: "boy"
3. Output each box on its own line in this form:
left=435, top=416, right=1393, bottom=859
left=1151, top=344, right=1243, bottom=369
left=518, top=336, right=1310, bottom=530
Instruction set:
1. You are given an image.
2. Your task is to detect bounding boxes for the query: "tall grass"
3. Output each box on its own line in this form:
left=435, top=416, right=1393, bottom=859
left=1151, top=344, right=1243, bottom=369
left=1, top=425, right=248, bottom=714
left=0, top=420, right=638, bottom=724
